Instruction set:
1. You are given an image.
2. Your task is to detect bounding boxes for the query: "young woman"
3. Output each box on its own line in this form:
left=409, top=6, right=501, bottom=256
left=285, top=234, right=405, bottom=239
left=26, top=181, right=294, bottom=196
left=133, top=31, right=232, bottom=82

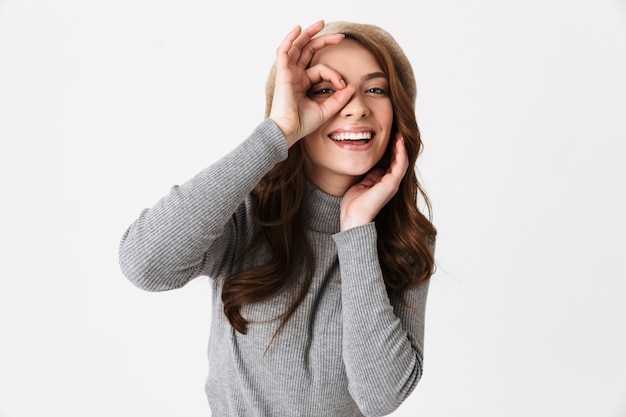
left=119, top=20, right=437, bottom=417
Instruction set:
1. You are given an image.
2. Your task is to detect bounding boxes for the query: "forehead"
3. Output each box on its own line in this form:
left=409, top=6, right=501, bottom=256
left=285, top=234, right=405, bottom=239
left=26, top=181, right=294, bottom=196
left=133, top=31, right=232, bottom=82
left=310, top=38, right=383, bottom=75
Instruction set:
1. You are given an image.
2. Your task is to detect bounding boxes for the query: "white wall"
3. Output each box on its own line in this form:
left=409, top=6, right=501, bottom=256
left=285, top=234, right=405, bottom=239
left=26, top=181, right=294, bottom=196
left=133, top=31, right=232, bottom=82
left=1, top=0, right=625, bottom=416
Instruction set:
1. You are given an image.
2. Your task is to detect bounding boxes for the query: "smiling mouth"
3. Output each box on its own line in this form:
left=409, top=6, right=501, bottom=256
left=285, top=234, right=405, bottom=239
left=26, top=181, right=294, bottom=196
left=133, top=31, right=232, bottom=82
left=329, top=131, right=373, bottom=144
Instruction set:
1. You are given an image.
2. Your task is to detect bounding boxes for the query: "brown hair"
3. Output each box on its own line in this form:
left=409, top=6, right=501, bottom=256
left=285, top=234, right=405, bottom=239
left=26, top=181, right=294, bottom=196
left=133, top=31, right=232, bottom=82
left=221, top=22, right=437, bottom=342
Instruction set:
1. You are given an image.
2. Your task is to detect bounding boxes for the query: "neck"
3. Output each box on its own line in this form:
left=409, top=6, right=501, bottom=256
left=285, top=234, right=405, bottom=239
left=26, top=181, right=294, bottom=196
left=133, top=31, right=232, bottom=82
left=304, top=164, right=360, bottom=197
left=303, top=181, right=342, bottom=233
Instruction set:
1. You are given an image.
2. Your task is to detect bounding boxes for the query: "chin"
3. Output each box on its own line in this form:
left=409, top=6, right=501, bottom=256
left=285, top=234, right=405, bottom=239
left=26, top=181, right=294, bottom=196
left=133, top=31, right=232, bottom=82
left=340, top=164, right=378, bottom=177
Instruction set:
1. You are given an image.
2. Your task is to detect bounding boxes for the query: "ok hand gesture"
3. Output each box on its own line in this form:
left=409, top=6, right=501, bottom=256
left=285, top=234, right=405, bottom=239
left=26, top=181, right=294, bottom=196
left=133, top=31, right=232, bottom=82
left=269, top=21, right=355, bottom=147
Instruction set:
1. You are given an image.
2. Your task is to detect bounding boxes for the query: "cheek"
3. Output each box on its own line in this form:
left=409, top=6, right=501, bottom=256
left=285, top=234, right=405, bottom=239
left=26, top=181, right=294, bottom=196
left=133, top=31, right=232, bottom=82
left=302, top=125, right=327, bottom=146
left=375, top=136, right=393, bottom=167
left=301, top=134, right=327, bottom=162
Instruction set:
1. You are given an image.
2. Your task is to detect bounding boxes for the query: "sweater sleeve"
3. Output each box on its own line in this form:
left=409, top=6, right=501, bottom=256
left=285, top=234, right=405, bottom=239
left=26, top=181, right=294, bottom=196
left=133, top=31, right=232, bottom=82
left=332, top=223, right=431, bottom=417
left=118, top=119, right=288, bottom=291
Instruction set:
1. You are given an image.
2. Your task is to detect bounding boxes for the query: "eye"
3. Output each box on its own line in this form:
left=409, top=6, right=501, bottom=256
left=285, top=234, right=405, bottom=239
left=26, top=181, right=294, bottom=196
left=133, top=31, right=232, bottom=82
left=309, top=87, right=336, bottom=96
left=366, top=87, right=388, bottom=95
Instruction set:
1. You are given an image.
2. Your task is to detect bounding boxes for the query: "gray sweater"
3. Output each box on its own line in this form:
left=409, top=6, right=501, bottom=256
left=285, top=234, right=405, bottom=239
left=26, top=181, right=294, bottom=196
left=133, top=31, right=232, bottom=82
left=119, top=119, right=430, bottom=417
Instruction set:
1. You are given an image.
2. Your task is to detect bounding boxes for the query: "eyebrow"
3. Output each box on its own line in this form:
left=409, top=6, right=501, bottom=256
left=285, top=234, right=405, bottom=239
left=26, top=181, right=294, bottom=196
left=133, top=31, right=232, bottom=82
left=361, top=72, right=387, bottom=81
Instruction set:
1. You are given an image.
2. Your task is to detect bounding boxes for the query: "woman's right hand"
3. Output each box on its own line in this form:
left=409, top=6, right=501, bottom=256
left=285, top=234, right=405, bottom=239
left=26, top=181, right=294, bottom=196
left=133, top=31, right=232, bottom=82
left=269, top=20, right=356, bottom=147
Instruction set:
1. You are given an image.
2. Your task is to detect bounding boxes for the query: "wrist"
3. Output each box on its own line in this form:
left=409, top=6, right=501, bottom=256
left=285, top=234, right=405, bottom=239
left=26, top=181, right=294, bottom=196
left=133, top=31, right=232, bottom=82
left=269, top=117, right=299, bottom=148
left=340, top=216, right=371, bottom=232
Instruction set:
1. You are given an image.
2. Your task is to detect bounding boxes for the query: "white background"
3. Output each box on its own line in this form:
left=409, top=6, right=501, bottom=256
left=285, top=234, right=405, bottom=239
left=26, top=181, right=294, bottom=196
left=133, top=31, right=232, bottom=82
left=1, top=0, right=625, bottom=416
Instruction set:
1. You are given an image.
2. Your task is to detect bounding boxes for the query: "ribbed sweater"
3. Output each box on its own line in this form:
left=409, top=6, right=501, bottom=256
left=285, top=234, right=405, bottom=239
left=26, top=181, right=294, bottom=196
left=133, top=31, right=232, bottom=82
left=118, top=119, right=430, bottom=417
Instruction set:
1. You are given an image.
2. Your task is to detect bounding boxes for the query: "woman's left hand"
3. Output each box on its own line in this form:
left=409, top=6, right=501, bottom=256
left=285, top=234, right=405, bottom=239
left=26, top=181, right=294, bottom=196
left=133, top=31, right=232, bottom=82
left=339, top=133, right=409, bottom=232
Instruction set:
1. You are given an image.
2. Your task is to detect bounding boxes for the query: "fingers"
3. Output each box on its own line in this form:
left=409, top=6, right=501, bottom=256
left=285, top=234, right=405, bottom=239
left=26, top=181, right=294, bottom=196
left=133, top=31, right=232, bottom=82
left=388, top=133, right=409, bottom=179
left=304, top=63, right=355, bottom=122
left=302, top=20, right=325, bottom=37
left=368, top=133, right=408, bottom=193
left=276, top=21, right=345, bottom=69
left=275, top=25, right=302, bottom=70
left=359, top=167, right=385, bottom=188
left=317, top=84, right=356, bottom=122
left=348, top=134, right=409, bottom=193
left=295, top=33, right=345, bottom=67
left=305, top=63, right=345, bottom=89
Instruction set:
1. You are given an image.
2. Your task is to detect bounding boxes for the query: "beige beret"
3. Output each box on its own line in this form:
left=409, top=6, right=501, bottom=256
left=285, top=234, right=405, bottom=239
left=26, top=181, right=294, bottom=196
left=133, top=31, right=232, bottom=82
left=265, top=21, right=416, bottom=117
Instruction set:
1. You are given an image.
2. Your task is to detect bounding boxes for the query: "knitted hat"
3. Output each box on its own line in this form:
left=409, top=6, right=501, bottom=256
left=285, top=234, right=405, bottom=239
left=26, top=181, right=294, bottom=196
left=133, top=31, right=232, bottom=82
left=265, top=21, right=417, bottom=117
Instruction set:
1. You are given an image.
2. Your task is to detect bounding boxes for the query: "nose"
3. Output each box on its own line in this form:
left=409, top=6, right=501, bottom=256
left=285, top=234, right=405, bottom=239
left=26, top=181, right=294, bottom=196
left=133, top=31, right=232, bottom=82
left=340, top=92, right=369, bottom=119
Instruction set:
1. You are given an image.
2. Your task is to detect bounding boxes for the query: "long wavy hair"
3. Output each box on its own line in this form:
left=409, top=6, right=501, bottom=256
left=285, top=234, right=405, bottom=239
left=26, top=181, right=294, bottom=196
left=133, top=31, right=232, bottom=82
left=221, top=25, right=437, bottom=343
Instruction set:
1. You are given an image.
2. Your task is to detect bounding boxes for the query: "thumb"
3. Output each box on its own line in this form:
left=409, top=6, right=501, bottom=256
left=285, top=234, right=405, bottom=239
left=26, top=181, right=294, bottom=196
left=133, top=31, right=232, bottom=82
left=317, top=85, right=355, bottom=122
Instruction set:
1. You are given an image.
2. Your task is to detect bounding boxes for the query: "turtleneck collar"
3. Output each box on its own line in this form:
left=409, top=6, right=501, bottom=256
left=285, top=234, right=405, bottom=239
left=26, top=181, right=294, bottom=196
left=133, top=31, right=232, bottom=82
left=303, top=181, right=342, bottom=233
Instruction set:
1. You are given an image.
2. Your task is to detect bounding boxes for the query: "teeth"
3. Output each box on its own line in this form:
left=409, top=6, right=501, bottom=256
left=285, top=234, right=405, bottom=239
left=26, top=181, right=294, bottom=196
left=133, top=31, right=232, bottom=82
left=330, top=132, right=373, bottom=141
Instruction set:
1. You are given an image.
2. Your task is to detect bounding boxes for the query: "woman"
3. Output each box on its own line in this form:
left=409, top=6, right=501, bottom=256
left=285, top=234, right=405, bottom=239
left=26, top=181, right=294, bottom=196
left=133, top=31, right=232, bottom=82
left=119, top=20, right=436, bottom=417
